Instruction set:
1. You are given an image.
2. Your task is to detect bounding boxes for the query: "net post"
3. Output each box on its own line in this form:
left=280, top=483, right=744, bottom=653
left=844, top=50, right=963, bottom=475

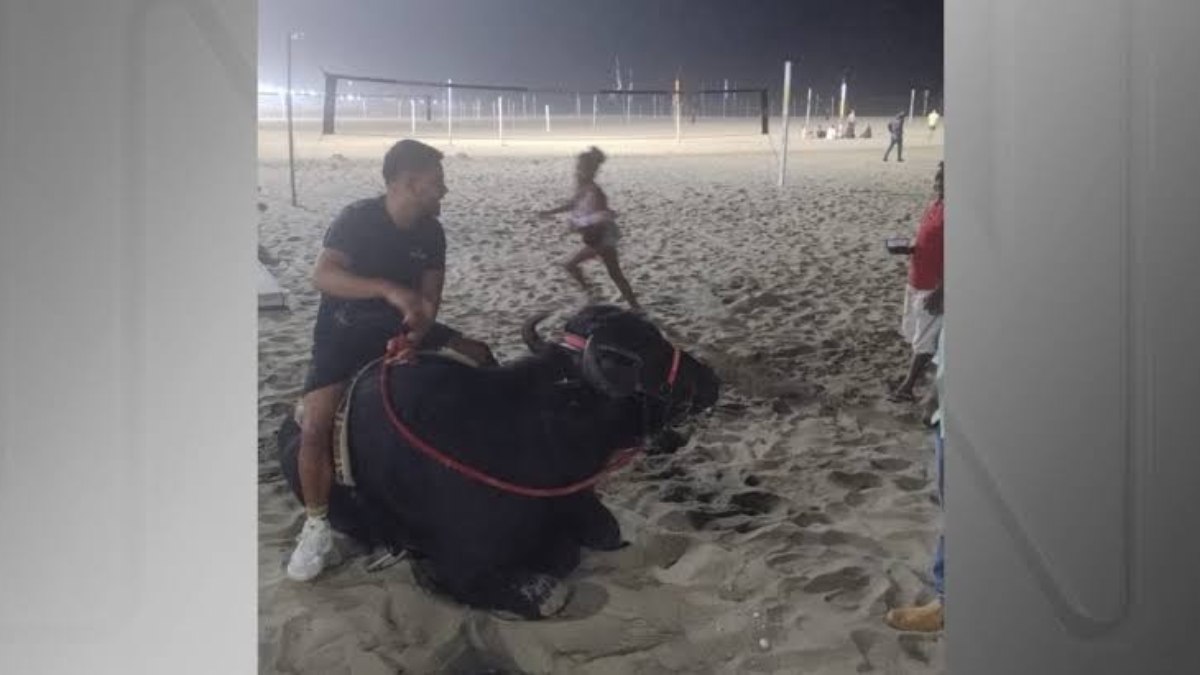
left=778, top=60, right=792, bottom=187
left=544, top=104, right=550, bottom=132
left=447, top=79, right=453, bottom=144
left=839, top=77, right=848, bottom=121
left=322, top=72, right=337, bottom=135
left=498, top=95, right=504, bottom=145
left=674, top=77, right=682, bottom=143
left=804, top=86, right=812, bottom=135
left=760, top=89, right=769, bottom=134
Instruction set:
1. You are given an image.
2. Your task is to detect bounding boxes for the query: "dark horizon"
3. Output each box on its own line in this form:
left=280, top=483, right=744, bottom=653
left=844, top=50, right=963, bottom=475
left=260, top=0, right=943, bottom=102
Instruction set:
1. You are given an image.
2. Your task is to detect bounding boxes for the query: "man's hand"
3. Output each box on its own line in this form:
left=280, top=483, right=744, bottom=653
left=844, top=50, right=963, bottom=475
left=924, top=286, right=944, bottom=316
left=403, top=297, right=436, bottom=345
left=381, top=285, right=433, bottom=342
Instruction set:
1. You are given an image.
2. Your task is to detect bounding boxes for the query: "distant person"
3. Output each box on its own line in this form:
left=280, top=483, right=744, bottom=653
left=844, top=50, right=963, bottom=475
left=537, top=146, right=642, bottom=311
left=845, top=110, right=857, bottom=139
left=928, top=109, right=941, bottom=139
left=888, top=162, right=943, bottom=402
left=287, top=139, right=497, bottom=582
left=883, top=111, right=907, bottom=162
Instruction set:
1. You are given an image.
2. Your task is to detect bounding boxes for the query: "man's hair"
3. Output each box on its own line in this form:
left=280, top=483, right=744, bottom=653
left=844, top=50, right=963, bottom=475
left=578, top=145, right=606, bottom=168
left=382, top=139, right=443, bottom=184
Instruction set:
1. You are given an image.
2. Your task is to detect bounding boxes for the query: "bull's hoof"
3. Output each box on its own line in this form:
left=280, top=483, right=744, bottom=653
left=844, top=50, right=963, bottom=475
left=508, top=573, right=571, bottom=619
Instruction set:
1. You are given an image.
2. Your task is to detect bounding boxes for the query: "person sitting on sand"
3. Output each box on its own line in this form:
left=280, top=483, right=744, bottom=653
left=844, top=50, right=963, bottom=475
left=536, top=146, right=642, bottom=311
left=888, top=162, right=944, bottom=402
left=287, top=139, right=497, bottom=582
left=886, top=319, right=945, bottom=632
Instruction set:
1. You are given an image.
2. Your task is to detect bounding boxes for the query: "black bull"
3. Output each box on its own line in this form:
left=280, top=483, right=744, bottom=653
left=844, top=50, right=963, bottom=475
left=277, top=306, right=720, bottom=618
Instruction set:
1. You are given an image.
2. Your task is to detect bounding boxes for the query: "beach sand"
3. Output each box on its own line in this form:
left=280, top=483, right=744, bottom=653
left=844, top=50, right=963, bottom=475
left=258, top=124, right=946, bottom=674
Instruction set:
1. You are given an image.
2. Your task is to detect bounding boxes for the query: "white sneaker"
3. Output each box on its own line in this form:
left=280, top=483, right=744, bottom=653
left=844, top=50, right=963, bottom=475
left=286, top=516, right=334, bottom=581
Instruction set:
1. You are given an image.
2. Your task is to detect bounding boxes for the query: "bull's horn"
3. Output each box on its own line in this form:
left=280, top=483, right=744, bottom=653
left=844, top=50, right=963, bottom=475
left=521, top=311, right=552, bottom=353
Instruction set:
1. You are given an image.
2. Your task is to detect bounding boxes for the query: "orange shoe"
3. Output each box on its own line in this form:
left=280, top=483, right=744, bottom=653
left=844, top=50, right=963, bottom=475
left=885, top=599, right=944, bottom=632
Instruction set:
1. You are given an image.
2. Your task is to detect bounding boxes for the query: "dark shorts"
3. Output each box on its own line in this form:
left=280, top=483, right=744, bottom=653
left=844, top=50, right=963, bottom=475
left=303, top=320, right=460, bottom=394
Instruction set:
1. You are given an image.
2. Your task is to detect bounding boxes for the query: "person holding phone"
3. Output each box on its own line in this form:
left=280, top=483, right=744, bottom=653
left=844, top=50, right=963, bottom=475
left=887, top=162, right=944, bottom=402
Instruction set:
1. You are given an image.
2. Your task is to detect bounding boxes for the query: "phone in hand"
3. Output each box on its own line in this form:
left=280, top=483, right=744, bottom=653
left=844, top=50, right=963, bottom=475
left=885, top=236, right=911, bottom=254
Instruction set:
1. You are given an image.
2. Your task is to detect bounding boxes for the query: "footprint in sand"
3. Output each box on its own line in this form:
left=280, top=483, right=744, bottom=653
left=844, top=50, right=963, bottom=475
left=729, top=490, right=783, bottom=515
left=844, top=490, right=869, bottom=507
left=791, top=511, right=833, bottom=528
left=869, top=457, right=913, bottom=472
left=659, top=483, right=695, bottom=504
left=829, top=470, right=883, bottom=491
left=893, top=475, right=929, bottom=492
left=803, top=566, right=871, bottom=594
left=684, top=508, right=746, bottom=530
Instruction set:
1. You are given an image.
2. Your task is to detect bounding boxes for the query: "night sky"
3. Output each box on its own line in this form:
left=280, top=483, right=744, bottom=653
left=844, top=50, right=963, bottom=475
left=260, top=0, right=942, bottom=100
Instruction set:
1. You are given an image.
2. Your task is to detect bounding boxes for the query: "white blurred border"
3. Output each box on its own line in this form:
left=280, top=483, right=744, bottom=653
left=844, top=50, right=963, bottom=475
left=1, top=0, right=256, bottom=672
left=1, top=0, right=1198, bottom=673
left=947, top=0, right=1200, bottom=672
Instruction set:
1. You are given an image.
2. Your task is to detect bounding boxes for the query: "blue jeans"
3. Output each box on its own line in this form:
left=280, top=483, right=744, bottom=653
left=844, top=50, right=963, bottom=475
left=932, top=428, right=945, bottom=599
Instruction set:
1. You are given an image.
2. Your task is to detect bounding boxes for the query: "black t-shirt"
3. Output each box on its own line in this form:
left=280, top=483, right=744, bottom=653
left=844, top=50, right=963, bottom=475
left=313, top=196, right=446, bottom=338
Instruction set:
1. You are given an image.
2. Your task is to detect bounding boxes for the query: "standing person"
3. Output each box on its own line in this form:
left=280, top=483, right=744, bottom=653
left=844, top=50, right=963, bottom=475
left=884, top=111, right=907, bottom=162
left=287, top=139, right=497, bottom=582
left=888, top=162, right=944, bottom=402
left=886, top=312, right=945, bottom=632
left=928, top=109, right=941, bottom=139
left=537, top=146, right=642, bottom=311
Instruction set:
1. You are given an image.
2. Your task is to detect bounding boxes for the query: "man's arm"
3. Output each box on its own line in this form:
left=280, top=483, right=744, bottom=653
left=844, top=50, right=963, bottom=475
left=420, top=268, right=444, bottom=320
left=312, top=248, right=420, bottom=310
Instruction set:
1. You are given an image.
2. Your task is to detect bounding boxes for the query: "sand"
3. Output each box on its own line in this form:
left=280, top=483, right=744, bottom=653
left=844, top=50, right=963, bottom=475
left=258, top=123, right=946, bottom=674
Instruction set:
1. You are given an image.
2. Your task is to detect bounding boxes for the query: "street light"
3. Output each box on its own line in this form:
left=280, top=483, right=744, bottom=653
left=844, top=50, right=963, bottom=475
left=286, top=30, right=304, bottom=207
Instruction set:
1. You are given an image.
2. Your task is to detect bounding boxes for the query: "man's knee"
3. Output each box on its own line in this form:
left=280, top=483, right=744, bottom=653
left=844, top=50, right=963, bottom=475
left=299, top=385, right=345, bottom=444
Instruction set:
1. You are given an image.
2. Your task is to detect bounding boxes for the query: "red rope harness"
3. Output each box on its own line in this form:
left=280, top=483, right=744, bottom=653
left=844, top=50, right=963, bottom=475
left=375, top=333, right=677, bottom=498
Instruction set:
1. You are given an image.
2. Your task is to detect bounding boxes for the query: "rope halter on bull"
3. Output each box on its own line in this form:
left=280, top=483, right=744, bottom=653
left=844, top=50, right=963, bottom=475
left=377, top=330, right=682, bottom=499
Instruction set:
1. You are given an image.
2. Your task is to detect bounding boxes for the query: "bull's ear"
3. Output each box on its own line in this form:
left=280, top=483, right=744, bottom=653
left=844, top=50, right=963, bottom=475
left=581, top=337, right=642, bottom=398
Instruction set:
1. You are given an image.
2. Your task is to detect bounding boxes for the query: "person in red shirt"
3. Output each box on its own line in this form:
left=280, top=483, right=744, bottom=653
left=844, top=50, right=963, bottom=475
left=889, top=162, right=944, bottom=402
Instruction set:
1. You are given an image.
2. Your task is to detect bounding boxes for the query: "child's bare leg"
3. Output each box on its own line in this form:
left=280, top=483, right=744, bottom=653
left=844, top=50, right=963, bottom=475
left=562, top=247, right=599, bottom=295
left=599, top=248, right=641, bottom=311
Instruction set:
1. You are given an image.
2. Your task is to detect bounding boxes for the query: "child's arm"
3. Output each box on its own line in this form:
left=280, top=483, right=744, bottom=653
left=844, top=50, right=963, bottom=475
left=536, top=199, right=574, bottom=218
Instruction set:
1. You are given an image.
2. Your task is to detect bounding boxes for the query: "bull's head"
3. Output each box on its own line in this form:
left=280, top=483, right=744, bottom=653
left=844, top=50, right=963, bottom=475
left=522, top=306, right=720, bottom=422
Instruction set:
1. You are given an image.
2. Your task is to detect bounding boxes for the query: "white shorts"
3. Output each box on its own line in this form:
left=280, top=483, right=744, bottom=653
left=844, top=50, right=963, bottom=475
left=901, top=285, right=943, bottom=355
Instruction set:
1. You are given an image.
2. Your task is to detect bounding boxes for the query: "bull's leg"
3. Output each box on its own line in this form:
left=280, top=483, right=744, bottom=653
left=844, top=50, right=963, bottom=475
left=412, top=556, right=570, bottom=620
left=482, top=570, right=571, bottom=619
left=559, top=491, right=625, bottom=551
left=528, top=530, right=581, bottom=578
